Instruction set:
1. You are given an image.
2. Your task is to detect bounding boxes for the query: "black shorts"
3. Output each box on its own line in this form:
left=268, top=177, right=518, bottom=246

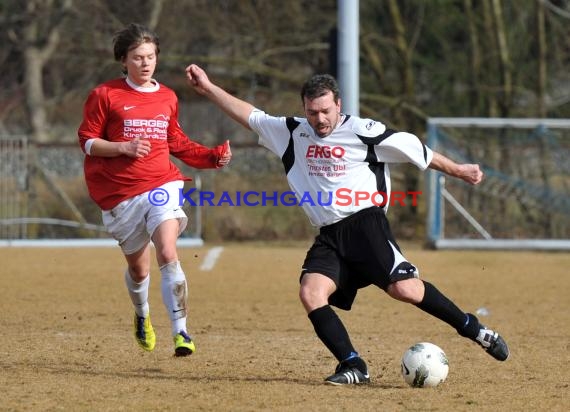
left=301, top=207, right=419, bottom=310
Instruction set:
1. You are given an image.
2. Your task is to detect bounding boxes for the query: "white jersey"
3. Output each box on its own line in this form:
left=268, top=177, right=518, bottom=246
left=248, top=109, right=433, bottom=227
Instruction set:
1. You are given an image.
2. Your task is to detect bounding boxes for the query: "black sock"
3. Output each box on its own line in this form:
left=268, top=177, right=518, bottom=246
left=416, top=281, right=475, bottom=334
left=308, top=305, right=356, bottom=362
left=459, top=313, right=482, bottom=340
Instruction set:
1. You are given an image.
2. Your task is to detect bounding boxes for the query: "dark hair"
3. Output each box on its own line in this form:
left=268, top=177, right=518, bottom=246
left=113, top=23, right=160, bottom=69
left=300, top=74, right=340, bottom=103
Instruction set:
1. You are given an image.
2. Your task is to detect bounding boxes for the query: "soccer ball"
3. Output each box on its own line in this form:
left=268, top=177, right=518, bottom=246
left=401, top=342, right=449, bottom=388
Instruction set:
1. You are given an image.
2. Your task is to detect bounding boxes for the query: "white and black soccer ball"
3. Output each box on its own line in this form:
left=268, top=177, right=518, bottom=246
left=401, top=342, right=449, bottom=388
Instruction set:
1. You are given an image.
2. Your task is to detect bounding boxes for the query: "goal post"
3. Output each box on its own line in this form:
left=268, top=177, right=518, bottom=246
left=426, top=117, right=570, bottom=250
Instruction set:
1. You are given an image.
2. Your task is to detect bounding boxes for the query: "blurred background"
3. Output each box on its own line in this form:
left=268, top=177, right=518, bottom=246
left=0, top=0, right=569, bottom=243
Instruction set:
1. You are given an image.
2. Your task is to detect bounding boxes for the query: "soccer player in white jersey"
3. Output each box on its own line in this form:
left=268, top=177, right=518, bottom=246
left=78, top=24, right=231, bottom=357
left=186, top=64, right=509, bottom=385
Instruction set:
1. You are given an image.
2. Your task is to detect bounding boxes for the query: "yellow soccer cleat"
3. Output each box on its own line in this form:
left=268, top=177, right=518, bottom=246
left=134, top=314, right=156, bottom=351
left=173, top=331, right=195, bottom=357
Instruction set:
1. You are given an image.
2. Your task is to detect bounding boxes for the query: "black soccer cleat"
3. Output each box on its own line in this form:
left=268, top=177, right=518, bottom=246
left=324, top=358, right=370, bottom=385
left=475, top=326, right=510, bottom=361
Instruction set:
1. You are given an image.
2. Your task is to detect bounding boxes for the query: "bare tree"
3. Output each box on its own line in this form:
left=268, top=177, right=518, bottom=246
left=491, top=0, right=513, bottom=117
left=147, top=0, right=164, bottom=30
left=478, top=0, right=497, bottom=116
left=19, top=0, right=73, bottom=143
left=464, top=0, right=484, bottom=115
left=536, top=0, right=547, bottom=118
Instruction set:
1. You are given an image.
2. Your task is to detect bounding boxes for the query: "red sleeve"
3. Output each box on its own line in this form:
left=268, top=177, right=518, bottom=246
left=167, top=101, right=224, bottom=169
left=168, top=130, right=225, bottom=169
left=77, top=86, right=109, bottom=152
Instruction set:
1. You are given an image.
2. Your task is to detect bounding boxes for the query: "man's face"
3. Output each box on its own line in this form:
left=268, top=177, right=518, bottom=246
left=122, top=42, right=157, bottom=87
left=303, top=91, right=342, bottom=138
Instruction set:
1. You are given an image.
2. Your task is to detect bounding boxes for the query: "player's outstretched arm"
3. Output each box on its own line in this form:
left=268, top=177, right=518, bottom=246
left=428, top=151, right=483, bottom=185
left=186, top=64, right=255, bottom=131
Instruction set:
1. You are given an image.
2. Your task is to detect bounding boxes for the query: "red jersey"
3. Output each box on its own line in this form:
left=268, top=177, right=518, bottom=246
left=78, top=78, right=221, bottom=210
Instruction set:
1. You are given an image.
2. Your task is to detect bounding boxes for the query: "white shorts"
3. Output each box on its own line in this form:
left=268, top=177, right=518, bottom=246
left=102, top=180, right=188, bottom=255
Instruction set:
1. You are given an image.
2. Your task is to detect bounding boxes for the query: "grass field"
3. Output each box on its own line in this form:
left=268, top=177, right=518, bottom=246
left=1, top=242, right=569, bottom=411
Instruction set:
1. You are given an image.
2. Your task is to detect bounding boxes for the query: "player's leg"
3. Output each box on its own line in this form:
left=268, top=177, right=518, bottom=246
left=300, top=231, right=370, bottom=385
left=151, top=218, right=195, bottom=357
left=356, top=208, right=509, bottom=362
left=386, top=275, right=509, bottom=361
left=124, top=244, right=152, bottom=314
left=102, top=197, right=156, bottom=351
left=124, top=244, right=156, bottom=351
left=145, top=180, right=194, bottom=356
left=300, top=272, right=369, bottom=385
left=300, top=272, right=358, bottom=363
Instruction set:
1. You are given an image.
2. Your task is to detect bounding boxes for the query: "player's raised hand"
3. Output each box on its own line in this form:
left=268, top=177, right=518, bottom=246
left=429, top=152, right=484, bottom=185
left=216, top=140, right=232, bottom=167
left=185, top=64, right=212, bottom=95
left=186, top=63, right=255, bottom=131
left=459, top=164, right=484, bottom=185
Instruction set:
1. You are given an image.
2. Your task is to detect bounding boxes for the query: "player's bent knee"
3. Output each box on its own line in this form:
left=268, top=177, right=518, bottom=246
left=298, top=285, right=316, bottom=306
left=387, top=278, right=424, bottom=304
left=299, top=286, right=328, bottom=312
left=299, top=272, right=336, bottom=312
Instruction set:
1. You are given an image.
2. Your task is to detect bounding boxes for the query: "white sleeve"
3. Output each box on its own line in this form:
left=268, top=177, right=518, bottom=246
left=248, top=109, right=291, bottom=157
left=374, top=132, right=433, bottom=170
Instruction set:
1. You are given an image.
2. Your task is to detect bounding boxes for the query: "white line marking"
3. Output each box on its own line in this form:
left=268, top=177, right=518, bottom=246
left=200, top=246, right=224, bottom=271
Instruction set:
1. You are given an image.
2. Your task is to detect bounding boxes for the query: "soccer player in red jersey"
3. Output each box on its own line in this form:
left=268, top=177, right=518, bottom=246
left=78, top=24, right=231, bottom=356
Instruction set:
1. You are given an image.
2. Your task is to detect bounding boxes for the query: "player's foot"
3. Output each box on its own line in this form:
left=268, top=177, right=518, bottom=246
left=475, top=325, right=510, bottom=361
left=324, top=357, right=370, bottom=385
left=459, top=313, right=509, bottom=361
left=173, top=330, right=195, bottom=357
left=134, top=314, right=156, bottom=351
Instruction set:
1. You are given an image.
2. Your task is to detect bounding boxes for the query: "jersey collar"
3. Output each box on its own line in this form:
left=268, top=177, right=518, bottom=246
left=125, top=76, right=160, bottom=92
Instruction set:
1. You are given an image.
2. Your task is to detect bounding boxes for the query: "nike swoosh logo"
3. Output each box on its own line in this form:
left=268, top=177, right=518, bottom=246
left=124, top=105, right=136, bottom=111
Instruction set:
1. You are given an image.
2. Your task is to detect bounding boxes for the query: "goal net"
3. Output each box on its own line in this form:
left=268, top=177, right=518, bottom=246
left=426, top=118, right=570, bottom=250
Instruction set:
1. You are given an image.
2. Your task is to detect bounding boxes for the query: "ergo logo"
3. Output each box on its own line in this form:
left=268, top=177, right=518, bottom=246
left=306, top=145, right=345, bottom=158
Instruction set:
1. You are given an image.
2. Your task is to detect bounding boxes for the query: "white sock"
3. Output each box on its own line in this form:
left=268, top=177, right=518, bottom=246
left=124, top=270, right=150, bottom=318
left=160, top=260, right=188, bottom=336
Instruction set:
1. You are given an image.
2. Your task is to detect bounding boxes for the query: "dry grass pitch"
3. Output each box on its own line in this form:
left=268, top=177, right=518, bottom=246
left=1, top=242, right=568, bottom=411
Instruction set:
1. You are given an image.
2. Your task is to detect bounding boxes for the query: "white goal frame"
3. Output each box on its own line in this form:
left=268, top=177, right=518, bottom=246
left=426, top=117, right=570, bottom=250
